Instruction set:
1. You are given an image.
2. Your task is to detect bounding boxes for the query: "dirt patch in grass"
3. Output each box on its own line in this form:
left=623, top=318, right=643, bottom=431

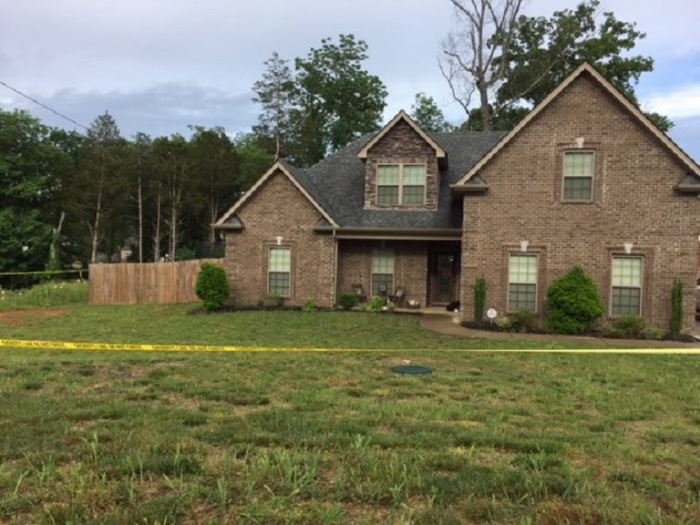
left=0, top=308, right=67, bottom=326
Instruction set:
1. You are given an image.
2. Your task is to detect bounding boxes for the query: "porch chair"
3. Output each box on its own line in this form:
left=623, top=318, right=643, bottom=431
left=390, top=287, right=406, bottom=307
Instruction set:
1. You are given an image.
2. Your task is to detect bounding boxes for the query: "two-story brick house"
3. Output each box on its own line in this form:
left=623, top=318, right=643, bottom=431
left=215, top=63, right=700, bottom=332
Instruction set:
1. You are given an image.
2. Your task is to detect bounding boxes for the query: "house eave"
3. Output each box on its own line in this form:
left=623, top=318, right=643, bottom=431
left=675, top=184, right=700, bottom=194
left=451, top=184, right=489, bottom=195
left=331, top=228, right=462, bottom=241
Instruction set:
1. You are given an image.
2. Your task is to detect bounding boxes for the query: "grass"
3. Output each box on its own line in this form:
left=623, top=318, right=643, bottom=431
left=0, top=280, right=89, bottom=311
left=2, top=349, right=700, bottom=524
left=0, top=303, right=614, bottom=350
left=1, top=299, right=700, bottom=523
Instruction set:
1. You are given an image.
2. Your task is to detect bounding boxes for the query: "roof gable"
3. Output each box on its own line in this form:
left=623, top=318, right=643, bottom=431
left=454, top=62, right=700, bottom=186
left=357, top=110, right=446, bottom=159
left=214, top=161, right=339, bottom=228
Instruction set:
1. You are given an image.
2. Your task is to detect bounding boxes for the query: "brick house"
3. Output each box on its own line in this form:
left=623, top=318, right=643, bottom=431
left=215, top=63, right=700, bottom=332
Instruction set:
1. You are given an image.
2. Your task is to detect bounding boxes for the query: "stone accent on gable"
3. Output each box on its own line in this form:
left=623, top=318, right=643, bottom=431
left=223, top=169, right=336, bottom=307
left=460, top=73, right=700, bottom=332
left=363, top=120, right=440, bottom=211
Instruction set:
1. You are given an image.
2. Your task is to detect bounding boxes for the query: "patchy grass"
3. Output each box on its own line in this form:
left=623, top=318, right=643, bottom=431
left=0, top=280, right=89, bottom=311
left=1, top=304, right=699, bottom=523
left=0, top=303, right=614, bottom=350
left=1, top=350, right=700, bottom=524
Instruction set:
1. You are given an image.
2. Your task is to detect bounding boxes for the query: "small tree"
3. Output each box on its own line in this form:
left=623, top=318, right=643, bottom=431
left=670, top=279, right=683, bottom=338
left=474, top=276, right=487, bottom=322
left=196, top=263, right=230, bottom=311
left=546, top=266, right=605, bottom=334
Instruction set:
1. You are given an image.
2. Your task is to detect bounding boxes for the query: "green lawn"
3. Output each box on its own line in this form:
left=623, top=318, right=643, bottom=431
left=0, top=303, right=611, bottom=350
left=1, top=305, right=700, bottom=524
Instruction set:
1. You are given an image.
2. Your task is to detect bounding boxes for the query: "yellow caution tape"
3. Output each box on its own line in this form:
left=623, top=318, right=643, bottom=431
left=1, top=338, right=700, bottom=354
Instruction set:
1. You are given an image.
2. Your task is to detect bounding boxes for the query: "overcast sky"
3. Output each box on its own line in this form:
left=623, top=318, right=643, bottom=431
left=2, top=0, right=699, bottom=159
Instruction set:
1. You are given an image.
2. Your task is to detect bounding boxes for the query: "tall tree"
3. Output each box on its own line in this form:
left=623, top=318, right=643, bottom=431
left=153, top=135, right=191, bottom=261
left=76, top=112, right=126, bottom=263
left=188, top=126, right=240, bottom=243
left=252, top=52, right=295, bottom=159
left=497, top=1, right=653, bottom=108
left=0, top=110, right=67, bottom=278
left=410, top=93, right=453, bottom=133
left=289, top=34, right=388, bottom=166
left=439, top=0, right=524, bottom=131
left=234, top=133, right=275, bottom=191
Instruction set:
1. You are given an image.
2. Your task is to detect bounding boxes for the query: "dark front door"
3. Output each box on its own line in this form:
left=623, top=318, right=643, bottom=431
left=430, top=252, right=460, bottom=305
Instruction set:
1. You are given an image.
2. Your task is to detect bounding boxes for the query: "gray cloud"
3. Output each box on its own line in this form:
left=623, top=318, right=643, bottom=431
left=1, top=0, right=699, bottom=159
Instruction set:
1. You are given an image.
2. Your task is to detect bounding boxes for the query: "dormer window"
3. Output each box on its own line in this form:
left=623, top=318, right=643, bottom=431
left=376, top=163, right=427, bottom=206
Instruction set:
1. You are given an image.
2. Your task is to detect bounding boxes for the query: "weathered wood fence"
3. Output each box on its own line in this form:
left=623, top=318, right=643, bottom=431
left=89, top=259, right=225, bottom=305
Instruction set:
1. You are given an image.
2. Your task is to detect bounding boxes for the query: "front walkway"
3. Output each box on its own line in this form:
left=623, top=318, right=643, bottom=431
left=420, top=313, right=700, bottom=349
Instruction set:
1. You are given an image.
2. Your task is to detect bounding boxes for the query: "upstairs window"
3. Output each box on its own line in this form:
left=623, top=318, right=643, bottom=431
left=563, top=152, right=594, bottom=201
left=508, top=254, right=538, bottom=312
left=268, top=246, right=291, bottom=297
left=376, top=164, right=426, bottom=206
left=611, top=257, right=643, bottom=316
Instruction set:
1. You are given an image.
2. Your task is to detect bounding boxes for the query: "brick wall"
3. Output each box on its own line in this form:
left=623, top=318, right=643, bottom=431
left=460, top=73, right=700, bottom=332
left=363, top=120, right=440, bottom=211
left=223, top=170, right=336, bottom=307
left=337, top=240, right=429, bottom=307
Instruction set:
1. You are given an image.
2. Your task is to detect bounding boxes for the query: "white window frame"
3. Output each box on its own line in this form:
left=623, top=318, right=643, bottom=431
left=268, top=246, right=291, bottom=297
left=563, top=151, right=595, bottom=201
left=610, top=256, right=643, bottom=317
left=371, top=249, right=395, bottom=296
left=376, top=163, right=427, bottom=206
left=508, top=253, right=538, bottom=312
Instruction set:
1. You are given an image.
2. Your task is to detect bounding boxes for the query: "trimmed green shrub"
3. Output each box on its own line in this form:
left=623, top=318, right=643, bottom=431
left=670, top=278, right=683, bottom=338
left=511, top=309, right=537, bottom=333
left=474, top=276, right=487, bottom=322
left=195, top=263, right=230, bottom=311
left=613, top=315, right=646, bottom=339
left=338, top=292, right=360, bottom=310
left=546, top=266, right=605, bottom=335
left=303, top=298, right=320, bottom=311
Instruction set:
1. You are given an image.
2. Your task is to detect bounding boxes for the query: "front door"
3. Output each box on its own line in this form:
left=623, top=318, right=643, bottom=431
left=430, top=252, right=459, bottom=305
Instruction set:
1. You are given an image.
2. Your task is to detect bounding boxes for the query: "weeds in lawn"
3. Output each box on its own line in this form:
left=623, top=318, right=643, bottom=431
left=1, top=308, right=700, bottom=523
left=0, top=279, right=88, bottom=310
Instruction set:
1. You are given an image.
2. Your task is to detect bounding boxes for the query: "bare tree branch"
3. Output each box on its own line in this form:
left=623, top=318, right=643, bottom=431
left=441, top=0, right=524, bottom=130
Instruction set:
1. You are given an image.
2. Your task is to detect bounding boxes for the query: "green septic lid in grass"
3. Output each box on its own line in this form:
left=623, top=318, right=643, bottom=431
left=391, top=365, right=433, bottom=375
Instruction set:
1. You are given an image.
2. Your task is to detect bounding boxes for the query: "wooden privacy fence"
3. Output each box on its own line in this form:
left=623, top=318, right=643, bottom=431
left=89, top=259, right=225, bottom=305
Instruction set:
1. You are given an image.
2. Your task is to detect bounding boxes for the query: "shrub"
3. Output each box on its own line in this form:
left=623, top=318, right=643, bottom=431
left=613, top=315, right=646, bottom=339
left=546, top=266, right=605, bottom=335
left=338, top=292, right=360, bottom=310
left=670, top=279, right=683, bottom=338
left=601, top=316, right=650, bottom=339
left=511, top=309, right=537, bottom=333
left=303, top=298, right=320, bottom=311
left=474, top=276, right=487, bottom=322
left=367, top=296, right=385, bottom=313
left=195, top=263, right=230, bottom=311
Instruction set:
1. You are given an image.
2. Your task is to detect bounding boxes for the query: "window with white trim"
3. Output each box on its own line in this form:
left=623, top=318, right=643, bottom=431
left=508, top=254, right=538, bottom=312
left=376, top=164, right=426, bottom=206
left=563, top=152, right=594, bottom=201
left=268, top=246, right=291, bottom=297
left=611, top=256, right=643, bottom=316
left=371, top=250, right=394, bottom=296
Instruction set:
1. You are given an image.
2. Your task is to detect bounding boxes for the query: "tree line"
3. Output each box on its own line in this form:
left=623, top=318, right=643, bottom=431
left=0, top=0, right=666, bottom=279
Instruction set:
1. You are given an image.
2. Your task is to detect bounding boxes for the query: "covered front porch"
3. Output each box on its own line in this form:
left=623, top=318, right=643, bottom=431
left=335, top=238, right=461, bottom=308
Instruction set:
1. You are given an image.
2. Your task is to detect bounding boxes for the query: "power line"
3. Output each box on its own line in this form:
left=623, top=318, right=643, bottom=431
left=0, top=79, right=89, bottom=131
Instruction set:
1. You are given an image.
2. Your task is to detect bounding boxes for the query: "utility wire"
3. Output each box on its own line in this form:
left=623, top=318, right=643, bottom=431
left=0, top=79, right=89, bottom=131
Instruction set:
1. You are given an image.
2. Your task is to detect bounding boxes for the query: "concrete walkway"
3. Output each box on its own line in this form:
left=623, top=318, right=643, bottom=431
left=419, top=312, right=700, bottom=349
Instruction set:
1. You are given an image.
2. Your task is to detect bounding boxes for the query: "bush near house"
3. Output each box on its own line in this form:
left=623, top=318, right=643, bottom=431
left=195, top=263, right=230, bottom=311
left=546, top=266, right=605, bottom=335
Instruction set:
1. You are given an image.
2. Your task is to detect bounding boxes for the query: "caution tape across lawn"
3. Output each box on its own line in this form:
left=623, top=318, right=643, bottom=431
left=1, top=338, right=700, bottom=354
